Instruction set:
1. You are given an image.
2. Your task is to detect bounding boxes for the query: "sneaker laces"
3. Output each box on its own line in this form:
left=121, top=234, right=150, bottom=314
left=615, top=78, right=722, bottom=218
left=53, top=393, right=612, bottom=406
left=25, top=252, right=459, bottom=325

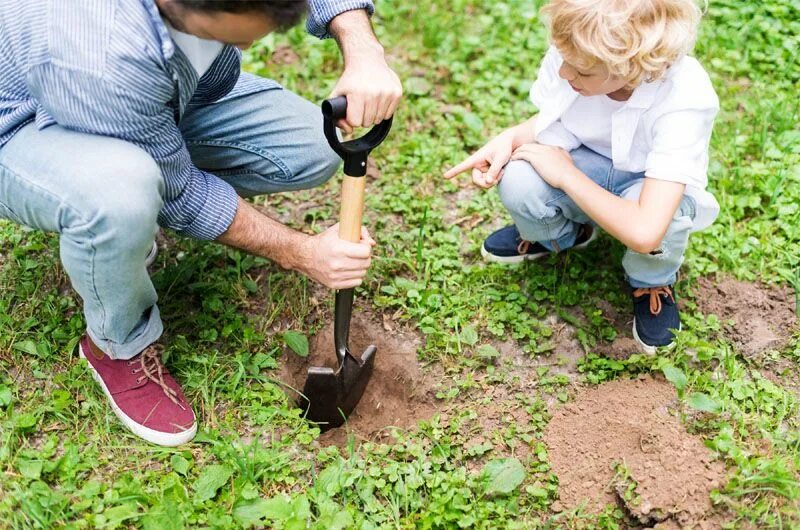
left=127, top=345, right=185, bottom=410
left=633, top=286, right=675, bottom=316
left=516, top=239, right=531, bottom=254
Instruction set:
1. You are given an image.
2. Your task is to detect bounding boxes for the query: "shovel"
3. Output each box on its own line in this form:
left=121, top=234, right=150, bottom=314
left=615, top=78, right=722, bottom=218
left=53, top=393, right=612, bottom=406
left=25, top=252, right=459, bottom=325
left=297, top=96, right=393, bottom=431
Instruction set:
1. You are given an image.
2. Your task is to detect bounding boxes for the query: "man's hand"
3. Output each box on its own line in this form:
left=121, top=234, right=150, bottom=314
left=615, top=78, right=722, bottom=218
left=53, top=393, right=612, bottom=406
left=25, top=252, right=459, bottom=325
left=510, top=143, right=578, bottom=189
left=443, top=129, right=516, bottom=189
left=216, top=198, right=376, bottom=290
left=296, top=224, right=376, bottom=289
left=329, top=10, right=402, bottom=133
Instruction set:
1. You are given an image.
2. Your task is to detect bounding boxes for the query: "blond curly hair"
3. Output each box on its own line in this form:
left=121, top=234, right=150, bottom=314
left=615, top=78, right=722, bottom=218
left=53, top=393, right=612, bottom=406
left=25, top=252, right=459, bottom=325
left=541, top=0, right=703, bottom=86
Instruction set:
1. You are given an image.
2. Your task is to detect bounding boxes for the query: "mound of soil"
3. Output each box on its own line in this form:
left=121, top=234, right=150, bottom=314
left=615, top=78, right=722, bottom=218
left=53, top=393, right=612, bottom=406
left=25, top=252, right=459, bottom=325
left=279, top=314, right=440, bottom=447
left=693, top=276, right=797, bottom=357
left=545, top=376, right=726, bottom=527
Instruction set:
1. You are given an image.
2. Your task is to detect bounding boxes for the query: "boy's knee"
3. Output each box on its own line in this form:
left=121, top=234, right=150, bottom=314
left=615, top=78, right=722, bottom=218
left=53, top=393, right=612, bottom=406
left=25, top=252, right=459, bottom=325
left=497, top=160, right=552, bottom=219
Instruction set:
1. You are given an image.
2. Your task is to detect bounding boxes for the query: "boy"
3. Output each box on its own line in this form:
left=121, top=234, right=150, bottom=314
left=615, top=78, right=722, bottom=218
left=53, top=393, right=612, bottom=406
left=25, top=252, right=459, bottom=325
left=444, top=0, right=719, bottom=353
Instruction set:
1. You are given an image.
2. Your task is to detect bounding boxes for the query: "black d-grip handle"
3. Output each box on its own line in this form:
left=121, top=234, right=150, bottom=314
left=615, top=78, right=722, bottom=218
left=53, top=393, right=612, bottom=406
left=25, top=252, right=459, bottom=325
left=322, top=96, right=393, bottom=177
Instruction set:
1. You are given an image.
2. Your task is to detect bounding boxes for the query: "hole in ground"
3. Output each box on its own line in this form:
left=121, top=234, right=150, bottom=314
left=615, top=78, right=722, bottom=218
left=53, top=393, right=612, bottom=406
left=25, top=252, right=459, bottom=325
left=279, top=312, right=441, bottom=447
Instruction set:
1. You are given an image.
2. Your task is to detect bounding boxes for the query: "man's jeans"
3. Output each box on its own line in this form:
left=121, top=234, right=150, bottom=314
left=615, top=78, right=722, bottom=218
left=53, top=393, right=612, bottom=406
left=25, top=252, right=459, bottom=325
left=497, top=146, right=696, bottom=288
left=0, top=85, right=340, bottom=359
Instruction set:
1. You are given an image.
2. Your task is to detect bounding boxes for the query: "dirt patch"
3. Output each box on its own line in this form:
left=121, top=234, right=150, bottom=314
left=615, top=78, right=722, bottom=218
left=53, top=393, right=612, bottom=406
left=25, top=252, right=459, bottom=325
left=545, top=376, right=726, bottom=527
left=692, top=276, right=797, bottom=357
left=270, top=45, right=300, bottom=65
left=279, top=313, right=440, bottom=447
left=588, top=301, right=644, bottom=360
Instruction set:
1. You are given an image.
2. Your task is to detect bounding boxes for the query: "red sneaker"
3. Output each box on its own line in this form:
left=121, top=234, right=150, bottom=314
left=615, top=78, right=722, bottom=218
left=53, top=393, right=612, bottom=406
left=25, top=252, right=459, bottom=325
left=78, top=336, right=197, bottom=446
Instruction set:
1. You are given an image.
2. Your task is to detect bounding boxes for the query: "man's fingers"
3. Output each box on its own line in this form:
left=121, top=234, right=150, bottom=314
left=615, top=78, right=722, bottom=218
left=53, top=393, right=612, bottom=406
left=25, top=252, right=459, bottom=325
left=384, top=92, right=401, bottom=121
left=331, top=278, right=363, bottom=290
left=331, top=256, right=371, bottom=273
left=341, top=240, right=372, bottom=259
left=362, top=94, right=379, bottom=127
left=375, top=94, right=394, bottom=125
left=336, top=118, right=353, bottom=134
left=346, top=94, right=366, bottom=129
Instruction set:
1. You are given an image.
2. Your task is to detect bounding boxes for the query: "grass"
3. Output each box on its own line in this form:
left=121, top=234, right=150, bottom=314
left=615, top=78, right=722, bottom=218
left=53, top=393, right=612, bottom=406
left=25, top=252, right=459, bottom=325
left=1, top=0, right=799, bottom=528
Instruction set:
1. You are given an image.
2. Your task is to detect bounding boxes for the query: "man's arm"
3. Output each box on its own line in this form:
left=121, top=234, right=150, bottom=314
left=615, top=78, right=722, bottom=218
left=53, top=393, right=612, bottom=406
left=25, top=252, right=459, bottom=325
left=327, top=9, right=402, bottom=131
left=30, top=63, right=375, bottom=289
left=307, top=1, right=402, bottom=132
left=217, top=198, right=376, bottom=289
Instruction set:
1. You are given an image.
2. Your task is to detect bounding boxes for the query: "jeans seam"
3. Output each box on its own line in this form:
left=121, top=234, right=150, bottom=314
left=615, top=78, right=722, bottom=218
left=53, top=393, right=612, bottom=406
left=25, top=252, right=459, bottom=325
left=604, top=165, right=616, bottom=192
left=0, top=199, right=23, bottom=224
left=543, top=191, right=568, bottom=208
left=184, top=139, right=292, bottom=180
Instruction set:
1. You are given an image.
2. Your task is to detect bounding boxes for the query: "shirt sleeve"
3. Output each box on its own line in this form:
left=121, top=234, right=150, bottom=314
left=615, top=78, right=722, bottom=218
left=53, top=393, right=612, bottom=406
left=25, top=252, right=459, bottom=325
left=28, top=63, right=238, bottom=241
left=536, top=121, right=582, bottom=152
left=306, top=0, right=375, bottom=39
left=645, top=108, right=717, bottom=189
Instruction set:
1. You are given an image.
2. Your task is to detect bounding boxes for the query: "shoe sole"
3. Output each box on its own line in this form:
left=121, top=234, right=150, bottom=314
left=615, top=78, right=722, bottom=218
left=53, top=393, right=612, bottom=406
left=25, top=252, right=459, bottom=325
left=632, top=319, right=680, bottom=355
left=481, top=227, right=599, bottom=265
left=79, top=343, right=197, bottom=447
left=145, top=241, right=158, bottom=268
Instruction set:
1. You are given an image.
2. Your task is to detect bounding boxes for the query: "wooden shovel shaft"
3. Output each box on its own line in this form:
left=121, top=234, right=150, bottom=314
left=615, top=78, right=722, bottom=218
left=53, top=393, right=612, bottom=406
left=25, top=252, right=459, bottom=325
left=339, top=176, right=365, bottom=243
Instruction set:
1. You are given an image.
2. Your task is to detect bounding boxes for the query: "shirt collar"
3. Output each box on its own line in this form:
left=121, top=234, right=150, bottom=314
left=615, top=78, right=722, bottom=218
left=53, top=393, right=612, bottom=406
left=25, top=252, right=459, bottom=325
left=140, top=0, right=175, bottom=60
left=623, top=78, right=662, bottom=110
left=622, top=59, right=684, bottom=110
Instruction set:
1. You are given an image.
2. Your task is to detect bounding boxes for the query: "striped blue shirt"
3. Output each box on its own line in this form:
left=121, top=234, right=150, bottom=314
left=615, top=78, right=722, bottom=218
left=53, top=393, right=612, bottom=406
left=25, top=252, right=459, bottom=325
left=0, top=0, right=374, bottom=240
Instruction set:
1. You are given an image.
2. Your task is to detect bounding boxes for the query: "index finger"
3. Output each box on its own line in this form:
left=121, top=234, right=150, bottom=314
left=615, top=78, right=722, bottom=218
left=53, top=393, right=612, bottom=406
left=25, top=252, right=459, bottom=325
left=444, top=154, right=480, bottom=179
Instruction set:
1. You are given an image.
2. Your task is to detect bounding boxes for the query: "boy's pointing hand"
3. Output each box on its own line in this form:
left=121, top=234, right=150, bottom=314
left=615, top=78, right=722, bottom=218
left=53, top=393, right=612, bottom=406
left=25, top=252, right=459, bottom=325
left=510, top=144, right=577, bottom=189
left=443, top=131, right=515, bottom=189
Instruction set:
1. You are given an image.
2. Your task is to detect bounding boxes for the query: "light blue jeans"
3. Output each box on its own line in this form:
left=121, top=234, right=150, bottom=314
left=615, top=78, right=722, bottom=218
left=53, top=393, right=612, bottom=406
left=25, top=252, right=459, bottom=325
left=0, top=84, right=340, bottom=359
left=497, top=146, right=696, bottom=288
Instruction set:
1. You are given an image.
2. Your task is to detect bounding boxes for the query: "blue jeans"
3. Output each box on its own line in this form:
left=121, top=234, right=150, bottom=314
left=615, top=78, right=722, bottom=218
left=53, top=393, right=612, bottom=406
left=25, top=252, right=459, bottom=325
left=497, top=146, right=696, bottom=288
left=0, top=84, right=340, bottom=359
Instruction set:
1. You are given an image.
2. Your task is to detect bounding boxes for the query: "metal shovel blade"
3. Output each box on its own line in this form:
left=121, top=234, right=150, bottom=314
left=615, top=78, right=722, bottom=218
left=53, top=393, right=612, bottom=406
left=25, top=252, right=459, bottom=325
left=298, top=345, right=376, bottom=431
left=298, top=288, right=376, bottom=431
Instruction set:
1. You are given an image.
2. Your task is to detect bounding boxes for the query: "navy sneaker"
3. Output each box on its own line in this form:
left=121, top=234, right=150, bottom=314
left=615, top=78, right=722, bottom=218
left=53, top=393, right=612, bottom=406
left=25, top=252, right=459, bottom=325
left=632, top=285, right=681, bottom=354
left=481, top=224, right=596, bottom=264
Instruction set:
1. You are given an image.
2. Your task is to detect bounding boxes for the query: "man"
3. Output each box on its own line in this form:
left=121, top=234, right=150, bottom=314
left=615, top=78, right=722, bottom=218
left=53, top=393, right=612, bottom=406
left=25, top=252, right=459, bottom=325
left=0, top=0, right=402, bottom=446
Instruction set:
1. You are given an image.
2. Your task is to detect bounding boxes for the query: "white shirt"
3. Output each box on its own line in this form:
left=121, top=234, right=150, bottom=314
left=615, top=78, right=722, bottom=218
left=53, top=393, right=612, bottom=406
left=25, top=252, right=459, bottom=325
left=529, top=47, right=720, bottom=231
left=561, top=95, right=626, bottom=159
left=164, top=22, right=224, bottom=78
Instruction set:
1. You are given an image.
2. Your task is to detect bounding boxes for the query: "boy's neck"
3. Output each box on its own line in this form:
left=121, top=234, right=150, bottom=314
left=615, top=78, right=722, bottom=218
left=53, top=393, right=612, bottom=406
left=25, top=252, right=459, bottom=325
left=607, top=86, right=634, bottom=102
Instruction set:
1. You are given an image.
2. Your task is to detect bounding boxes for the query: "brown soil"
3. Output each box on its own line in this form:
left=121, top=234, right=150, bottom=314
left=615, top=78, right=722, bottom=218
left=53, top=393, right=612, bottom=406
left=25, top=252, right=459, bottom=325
left=577, top=301, right=646, bottom=361
left=545, top=376, right=726, bottom=527
left=692, top=276, right=797, bottom=357
left=279, top=313, right=440, bottom=447
left=270, top=45, right=300, bottom=65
